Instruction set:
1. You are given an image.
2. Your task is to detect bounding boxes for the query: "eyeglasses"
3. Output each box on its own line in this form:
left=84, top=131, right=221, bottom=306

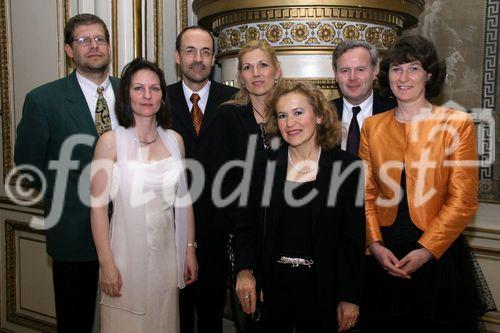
left=72, top=36, right=108, bottom=47
left=180, top=47, right=214, bottom=58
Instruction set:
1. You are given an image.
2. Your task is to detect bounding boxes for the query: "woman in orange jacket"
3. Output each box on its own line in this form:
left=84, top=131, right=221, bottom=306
left=359, top=35, right=496, bottom=332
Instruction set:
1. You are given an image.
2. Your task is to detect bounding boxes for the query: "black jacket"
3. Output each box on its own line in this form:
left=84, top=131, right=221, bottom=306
left=166, top=80, right=238, bottom=237
left=234, top=145, right=366, bottom=331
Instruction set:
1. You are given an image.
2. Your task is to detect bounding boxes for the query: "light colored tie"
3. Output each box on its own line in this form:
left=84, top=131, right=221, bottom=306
left=190, top=93, right=203, bottom=135
left=95, top=86, right=111, bottom=135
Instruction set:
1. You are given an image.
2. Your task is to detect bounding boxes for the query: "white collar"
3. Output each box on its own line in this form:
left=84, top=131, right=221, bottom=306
left=343, top=91, right=374, bottom=113
left=76, top=70, right=110, bottom=94
left=182, top=80, right=211, bottom=102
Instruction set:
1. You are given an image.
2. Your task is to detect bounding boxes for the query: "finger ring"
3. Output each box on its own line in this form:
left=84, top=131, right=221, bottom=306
left=243, top=294, right=250, bottom=299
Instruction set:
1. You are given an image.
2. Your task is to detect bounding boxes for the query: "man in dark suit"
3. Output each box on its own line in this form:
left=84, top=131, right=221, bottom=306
left=331, top=40, right=396, bottom=155
left=14, top=14, right=119, bottom=333
left=167, top=26, right=238, bottom=333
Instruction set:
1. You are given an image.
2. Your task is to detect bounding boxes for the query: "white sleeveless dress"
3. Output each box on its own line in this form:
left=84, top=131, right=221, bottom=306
left=100, top=126, right=190, bottom=333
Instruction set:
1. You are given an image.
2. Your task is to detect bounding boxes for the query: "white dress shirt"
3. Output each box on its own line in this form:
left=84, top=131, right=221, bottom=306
left=340, top=91, right=374, bottom=151
left=182, top=80, right=211, bottom=114
left=76, top=70, right=118, bottom=129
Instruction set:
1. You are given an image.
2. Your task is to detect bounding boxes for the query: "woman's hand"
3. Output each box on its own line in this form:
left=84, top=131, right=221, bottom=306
left=337, top=301, right=359, bottom=332
left=369, top=242, right=410, bottom=279
left=397, top=247, right=433, bottom=275
left=100, top=261, right=122, bottom=297
left=184, top=247, right=198, bottom=285
left=236, top=269, right=257, bottom=314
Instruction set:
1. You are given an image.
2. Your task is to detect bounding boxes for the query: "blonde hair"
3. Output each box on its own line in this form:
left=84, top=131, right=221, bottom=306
left=224, top=40, right=281, bottom=106
left=265, top=81, right=341, bottom=150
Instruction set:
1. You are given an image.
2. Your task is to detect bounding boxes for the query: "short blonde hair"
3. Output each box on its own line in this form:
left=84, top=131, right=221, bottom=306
left=265, top=81, right=341, bottom=150
left=225, top=40, right=281, bottom=106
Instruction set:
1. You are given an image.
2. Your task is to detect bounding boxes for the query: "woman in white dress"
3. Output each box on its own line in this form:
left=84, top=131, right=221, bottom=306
left=90, top=58, right=198, bottom=332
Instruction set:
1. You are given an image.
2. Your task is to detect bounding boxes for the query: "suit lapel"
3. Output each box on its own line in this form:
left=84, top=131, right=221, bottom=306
left=333, top=98, right=343, bottom=119
left=199, top=81, right=220, bottom=137
left=171, top=81, right=198, bottom=139
left=65, top=71, right=99, bottom=138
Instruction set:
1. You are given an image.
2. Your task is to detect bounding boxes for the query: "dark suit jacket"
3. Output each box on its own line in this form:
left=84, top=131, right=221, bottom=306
left=212, top=102, right=267, bottom=232
left=332, top=91, right=396, bottom=119
left=166, top=80, right=237, bottom=238
left=14, top=70, right=120, bottom=261
left=234, top=146, right=366, bottom=331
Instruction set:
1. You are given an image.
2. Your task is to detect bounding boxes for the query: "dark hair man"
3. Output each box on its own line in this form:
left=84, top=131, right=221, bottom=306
left=167, top=26, right=238, bottom=333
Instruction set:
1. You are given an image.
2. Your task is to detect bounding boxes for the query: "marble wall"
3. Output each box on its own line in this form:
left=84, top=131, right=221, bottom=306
left=408, top=0, right=500, bottom=202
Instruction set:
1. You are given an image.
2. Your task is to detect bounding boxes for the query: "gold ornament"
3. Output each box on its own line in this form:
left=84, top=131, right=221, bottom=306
left=317, top=24, right=335, bottom=43
left=291, top=23, right=309, bottom=42
left=266, top=24, right=284, bottom=43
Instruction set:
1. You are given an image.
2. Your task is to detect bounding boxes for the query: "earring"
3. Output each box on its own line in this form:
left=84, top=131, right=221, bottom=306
left=274, top=78, right=279, bottom=84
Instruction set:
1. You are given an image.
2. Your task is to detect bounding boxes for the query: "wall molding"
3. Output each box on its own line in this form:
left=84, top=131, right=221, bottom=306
left=5, top=219, right=56, bottom=332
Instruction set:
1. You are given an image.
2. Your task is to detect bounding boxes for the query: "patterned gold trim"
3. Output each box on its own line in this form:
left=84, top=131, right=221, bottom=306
left=5, top=219, right=56, bottom=332
left=153, top=0, right=161, bottom=64
left=180, top=0, right=188, bottom=30
left=196, top=5, right=423, bottom=33
left=193, top=0, right=424, bottom=23
left=56, top=0, right=62, bottom=78
left=1, top=0, right=13, bottom=182
left=63, top=0, right=70, bottom=75
left=112, top=0, right=118, bottom=75
left=133, top=0, right=142, bottom=58
left=216, top=21, right=396, bottom=57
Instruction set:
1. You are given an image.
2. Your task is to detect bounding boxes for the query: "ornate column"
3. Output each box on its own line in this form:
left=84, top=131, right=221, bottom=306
left=193, top=0, right=424, bottom=99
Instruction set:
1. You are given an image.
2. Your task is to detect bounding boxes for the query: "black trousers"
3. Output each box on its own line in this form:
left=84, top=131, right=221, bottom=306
left=180, top=229, right=229, bottom=333
left=52, top=259, right=99, bottom=333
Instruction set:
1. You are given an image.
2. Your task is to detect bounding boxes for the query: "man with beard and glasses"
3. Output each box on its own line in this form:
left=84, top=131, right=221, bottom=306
left=167, top=26, right=237, bottom=333
left=14, top=14, right=119, bottom=333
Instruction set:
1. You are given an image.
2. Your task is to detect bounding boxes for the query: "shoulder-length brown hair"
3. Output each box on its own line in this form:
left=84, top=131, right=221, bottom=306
left=265, top=81, right=341, bottom=150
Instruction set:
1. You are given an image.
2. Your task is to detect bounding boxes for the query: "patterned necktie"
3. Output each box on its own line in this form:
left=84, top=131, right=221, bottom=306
left=95, top=86, right=111, bottom=136
left=346, top=106, right=361, bottom=156
left=190, top=93, right=203, bottom=135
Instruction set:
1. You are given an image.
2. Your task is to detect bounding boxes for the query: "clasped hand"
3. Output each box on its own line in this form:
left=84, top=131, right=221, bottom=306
left=369, top=242, right=432, bottom=279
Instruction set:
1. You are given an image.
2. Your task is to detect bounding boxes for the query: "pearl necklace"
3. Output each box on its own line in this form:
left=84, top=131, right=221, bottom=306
left=288, top=147, right=322, bottom=174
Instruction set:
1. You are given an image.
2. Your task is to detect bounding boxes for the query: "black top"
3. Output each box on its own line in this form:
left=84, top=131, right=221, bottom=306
left=275, top=180, right=316, bottom=257
left=381, top=169, right=423, bottom=247
left=212, top=102, right=269, bottom=232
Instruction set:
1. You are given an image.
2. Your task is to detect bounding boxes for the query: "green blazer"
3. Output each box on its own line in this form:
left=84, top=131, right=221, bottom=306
left=14, top=70, right=120, bottom=261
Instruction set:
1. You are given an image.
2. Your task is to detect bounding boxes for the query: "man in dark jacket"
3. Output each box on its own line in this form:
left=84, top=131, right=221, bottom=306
left=166, top=26, right=238, bottom=333
left=331, top=40, right=396, bottom=156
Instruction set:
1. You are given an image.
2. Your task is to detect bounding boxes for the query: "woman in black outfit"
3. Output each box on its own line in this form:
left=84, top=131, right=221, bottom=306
left=234, top=81, right=365, bottom=332
left=211, top=39, right=281, bottom=331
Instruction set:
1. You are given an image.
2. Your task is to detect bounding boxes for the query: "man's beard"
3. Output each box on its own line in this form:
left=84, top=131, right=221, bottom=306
left=83, top=59, right=110, bottom=73
left=184, top=62, right=210, bottom=83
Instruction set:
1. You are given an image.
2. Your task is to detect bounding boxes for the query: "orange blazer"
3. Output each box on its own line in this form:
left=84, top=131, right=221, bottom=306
left=359, top=107, right=478, bottom=259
